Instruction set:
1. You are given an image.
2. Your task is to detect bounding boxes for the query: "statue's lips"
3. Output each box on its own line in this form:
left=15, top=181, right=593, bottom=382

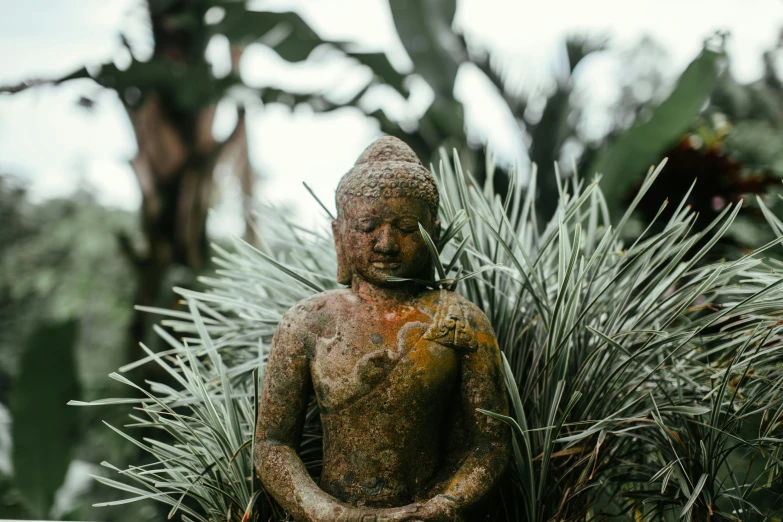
left=372, top=261, right=402, bottom=269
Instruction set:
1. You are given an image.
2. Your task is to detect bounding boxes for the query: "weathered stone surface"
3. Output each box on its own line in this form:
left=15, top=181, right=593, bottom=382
left=255, top=136, right=510, bottom=522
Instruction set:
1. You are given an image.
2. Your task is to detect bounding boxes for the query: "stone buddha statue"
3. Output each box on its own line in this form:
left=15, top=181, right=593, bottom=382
left=254, top=136, right=509, bottom=522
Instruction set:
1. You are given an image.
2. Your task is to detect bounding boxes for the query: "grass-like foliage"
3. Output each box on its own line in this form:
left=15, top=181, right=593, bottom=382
left=73, top=152, right=783, bottom=521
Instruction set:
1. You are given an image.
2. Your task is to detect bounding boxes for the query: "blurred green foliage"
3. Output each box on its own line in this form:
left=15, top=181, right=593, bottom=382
left=628, top=32, right=783, bottom=251
left=367, top=1, right=730, bottom=223
left=0, top=177, right=151, bottom=520
left=11, top=320, right=80, bottom=519
left=0, top=179, right=135, bottom=397
left=712, top=33, right=783, bottom=187
left=590, top=46, right=725, bottom=206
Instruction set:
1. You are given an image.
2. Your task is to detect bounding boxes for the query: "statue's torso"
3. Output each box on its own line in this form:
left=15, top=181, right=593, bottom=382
left=307, top=289, right=460, bottom=507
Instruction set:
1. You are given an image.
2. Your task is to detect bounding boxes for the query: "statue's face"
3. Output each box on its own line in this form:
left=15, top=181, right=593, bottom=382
left=334, top=197, right=437, bottom=287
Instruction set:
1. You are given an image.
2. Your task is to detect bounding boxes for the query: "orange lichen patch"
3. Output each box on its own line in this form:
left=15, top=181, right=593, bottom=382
left=475, top=331, right=495, bottom=347
left=410, top=341, right=458, bottom=380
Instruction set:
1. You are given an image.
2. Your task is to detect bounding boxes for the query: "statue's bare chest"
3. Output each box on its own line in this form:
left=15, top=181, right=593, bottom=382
left=310, top=300, right=459, bottom=412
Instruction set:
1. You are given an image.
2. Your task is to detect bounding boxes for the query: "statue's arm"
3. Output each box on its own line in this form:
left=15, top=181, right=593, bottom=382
left=254, top=307, right=344, bottom=521
left=435, top=311, right=511, bottom=514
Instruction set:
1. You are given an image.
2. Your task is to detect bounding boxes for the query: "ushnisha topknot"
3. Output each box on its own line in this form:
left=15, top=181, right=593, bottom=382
left=335, top=136, right=439, bottom=218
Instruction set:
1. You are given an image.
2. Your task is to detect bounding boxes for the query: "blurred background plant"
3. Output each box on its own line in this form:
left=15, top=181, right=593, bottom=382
left=1, top=0, right=783, bottom=519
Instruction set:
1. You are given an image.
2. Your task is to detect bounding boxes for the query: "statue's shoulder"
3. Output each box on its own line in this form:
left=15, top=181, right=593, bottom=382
left=283, top=289, right=352, bottom=324
left=276, top=290, right=351, bottom=350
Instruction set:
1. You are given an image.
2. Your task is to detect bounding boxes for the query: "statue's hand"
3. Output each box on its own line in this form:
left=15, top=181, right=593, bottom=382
left=400, top=495, right=462, bottom=522
left=333, top=502, right=420, bottom=522
left=422, top=293, right=478, bottom=353
left=332, top=497, right=459, bottom=522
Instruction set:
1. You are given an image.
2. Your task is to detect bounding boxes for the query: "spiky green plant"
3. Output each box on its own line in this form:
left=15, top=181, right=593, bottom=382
left=73, top=153, right=783, bottom=522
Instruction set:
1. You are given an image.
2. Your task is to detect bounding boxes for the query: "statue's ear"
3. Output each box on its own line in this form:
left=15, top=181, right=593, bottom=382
left=332, top=219, right=352, bottom=286
left=432, top=218, right=442, bottom=246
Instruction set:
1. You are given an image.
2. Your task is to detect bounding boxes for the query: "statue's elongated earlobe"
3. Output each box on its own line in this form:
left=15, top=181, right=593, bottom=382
left=332, top=220, right=352, bottom=286
left=336, top=245, right=352, bottom=286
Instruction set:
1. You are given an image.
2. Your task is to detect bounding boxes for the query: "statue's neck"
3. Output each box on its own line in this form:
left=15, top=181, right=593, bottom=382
left=351, top=276, right=419, bottom=305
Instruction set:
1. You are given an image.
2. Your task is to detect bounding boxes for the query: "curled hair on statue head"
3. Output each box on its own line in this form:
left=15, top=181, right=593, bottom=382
left=335, top=136, right=439, bottom=220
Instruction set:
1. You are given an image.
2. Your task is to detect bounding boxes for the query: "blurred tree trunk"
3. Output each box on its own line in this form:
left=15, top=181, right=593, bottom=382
left=119, top=94, right=250, bottom=363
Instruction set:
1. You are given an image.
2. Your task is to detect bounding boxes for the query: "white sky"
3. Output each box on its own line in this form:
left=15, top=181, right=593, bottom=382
left=0, top=0, right=782, bottom=234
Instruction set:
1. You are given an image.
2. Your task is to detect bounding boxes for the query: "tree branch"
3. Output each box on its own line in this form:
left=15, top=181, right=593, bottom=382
left=0, top=67, right=93, bottom=94
left=0, top=79, right=58, bottom=94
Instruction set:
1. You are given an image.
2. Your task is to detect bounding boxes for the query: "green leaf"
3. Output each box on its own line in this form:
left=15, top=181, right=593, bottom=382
left=680, top=473, right=708, bottom=518
left=344, top=51, right=409, bottom=95
left=95, top=59, right=221, bottom=111
left=11, top=320, right=81, bottom=518
left=388, top=0, right=462, bottom=98
left=589, top=46, right=725, bottom=209
left=216, top=8, right=325, bottom=62
left=418, top=222, right=445, bottom=279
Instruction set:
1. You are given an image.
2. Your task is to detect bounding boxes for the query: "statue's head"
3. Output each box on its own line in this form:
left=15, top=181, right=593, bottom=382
left=333, top=136, right=441, bottom=287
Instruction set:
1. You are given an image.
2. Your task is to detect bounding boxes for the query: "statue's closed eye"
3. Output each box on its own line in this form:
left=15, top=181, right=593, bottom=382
left=357, top=219, right=379, bottom=232
left=395, top=218, right=419, bottom=233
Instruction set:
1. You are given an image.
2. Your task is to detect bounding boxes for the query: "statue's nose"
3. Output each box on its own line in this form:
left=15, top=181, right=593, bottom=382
left=373, top=225, right=400, bottom=254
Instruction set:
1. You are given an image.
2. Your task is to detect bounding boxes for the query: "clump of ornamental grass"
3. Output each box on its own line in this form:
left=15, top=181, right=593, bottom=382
left=73, top=152, right=783, bottom=522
